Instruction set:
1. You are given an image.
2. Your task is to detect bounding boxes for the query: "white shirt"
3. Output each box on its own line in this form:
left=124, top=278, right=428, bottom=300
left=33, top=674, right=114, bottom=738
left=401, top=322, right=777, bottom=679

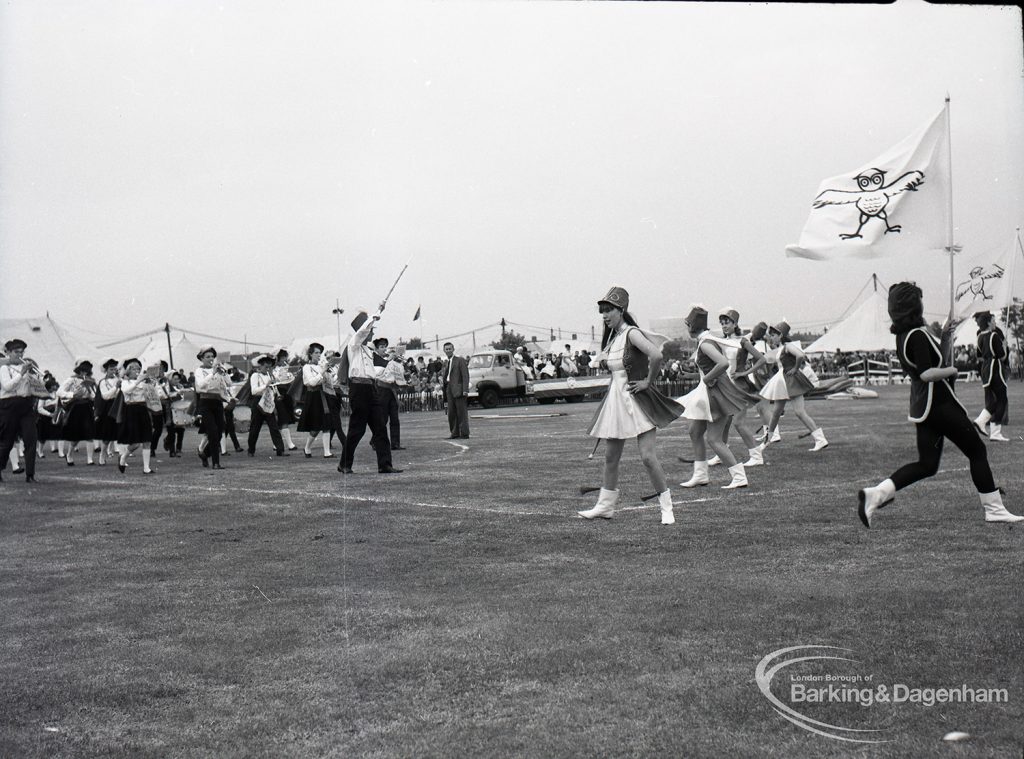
left=58, top=376, right=96, bottom=401
left=251, top=371, right=278, bottom=412
left=120, top=377, right=152, bottom=404
left=272, top=365, right=295, bottom=385
left=194, top=366, right=232, bottom=400
left=347, top=312, right=384, bottom=381
left=100, top=377, right=121, bottom=400
left=384, top=358, right=407, bottom=386
left=0, top=363, right=30, bottom=399
left=302, top=357, right=328, bottom=388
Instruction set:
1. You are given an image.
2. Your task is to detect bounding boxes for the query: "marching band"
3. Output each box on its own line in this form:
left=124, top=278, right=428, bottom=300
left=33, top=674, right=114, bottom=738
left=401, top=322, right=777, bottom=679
left=1, top=283, right=1022, bottom=529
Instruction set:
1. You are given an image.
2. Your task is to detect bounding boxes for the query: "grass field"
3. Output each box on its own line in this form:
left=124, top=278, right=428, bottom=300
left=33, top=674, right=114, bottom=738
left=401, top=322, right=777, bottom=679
left=2, top=382, right=1023, bottom=758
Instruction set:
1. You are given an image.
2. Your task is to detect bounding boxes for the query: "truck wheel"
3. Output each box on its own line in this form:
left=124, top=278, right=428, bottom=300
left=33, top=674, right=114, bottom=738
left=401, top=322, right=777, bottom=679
left=480, top=388, right=500, bottom=409
left=536, top=397, right=555, bottom=405
left=564, top=395, right=583, bottom=404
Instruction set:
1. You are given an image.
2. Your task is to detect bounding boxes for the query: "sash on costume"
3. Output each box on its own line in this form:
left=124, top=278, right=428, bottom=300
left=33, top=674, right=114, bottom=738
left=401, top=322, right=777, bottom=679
left=107, top=391, right=126, bottom=425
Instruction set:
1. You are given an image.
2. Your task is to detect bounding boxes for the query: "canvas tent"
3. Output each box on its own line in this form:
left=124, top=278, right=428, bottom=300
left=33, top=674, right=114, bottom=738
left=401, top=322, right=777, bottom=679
left=137, top=331, right=205, bottom=371
left=805, top=289, right=894, bottom=353
left=0, top=315, right=102, bottom=380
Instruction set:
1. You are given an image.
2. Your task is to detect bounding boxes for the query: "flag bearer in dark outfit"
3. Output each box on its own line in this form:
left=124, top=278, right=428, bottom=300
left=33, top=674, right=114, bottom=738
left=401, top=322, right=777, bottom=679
left=858, top=283, right=1023, bottom=527
left=971, top=310, right=1010, bottom=442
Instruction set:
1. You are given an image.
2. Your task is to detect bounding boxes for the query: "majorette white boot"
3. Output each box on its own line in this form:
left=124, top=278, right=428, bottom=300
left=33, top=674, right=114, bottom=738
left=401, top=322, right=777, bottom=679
left=989, top=424, right=1010, bottom=442
left=980, top=490, right=1024, bottom=523
left=658, top=490, right=675, bottom=525
left=578, top=487, right=618, bottom=520
left=809, top=428, right=829, bottom=452
left=743, top=444, right=765, bottom=467
left=707, top=455, right=722, bottom=467
left=857, top=478, right=895, bottom=528
left=973, top=409, right=992, bottom=436
left=680, top=461, right=709, bottom=488
left=722, top=463, right=748, bottom=489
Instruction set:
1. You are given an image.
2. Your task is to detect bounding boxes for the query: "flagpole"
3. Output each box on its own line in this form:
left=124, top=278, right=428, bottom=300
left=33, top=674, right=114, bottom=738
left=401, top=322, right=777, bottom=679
left=1003, top=228, right=1020, bottom=327
left=945, top=95, right=956, bottom=319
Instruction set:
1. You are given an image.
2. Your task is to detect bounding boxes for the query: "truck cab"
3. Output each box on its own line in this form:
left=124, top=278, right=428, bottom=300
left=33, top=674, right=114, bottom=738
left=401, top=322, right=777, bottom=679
left=467, top=350, right=527, bottom=408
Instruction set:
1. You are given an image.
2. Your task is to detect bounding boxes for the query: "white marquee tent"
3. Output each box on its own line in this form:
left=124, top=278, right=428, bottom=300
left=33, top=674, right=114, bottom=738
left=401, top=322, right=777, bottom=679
left=0, top=315, right=102, bottom=379
left=805, top=289, right=894, bottom=353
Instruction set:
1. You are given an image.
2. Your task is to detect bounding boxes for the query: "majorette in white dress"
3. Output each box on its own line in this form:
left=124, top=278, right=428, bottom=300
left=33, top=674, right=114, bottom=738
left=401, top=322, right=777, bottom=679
left=759, top=341, right=815, bottom=401
left=587, top=327, right=682, bottom=439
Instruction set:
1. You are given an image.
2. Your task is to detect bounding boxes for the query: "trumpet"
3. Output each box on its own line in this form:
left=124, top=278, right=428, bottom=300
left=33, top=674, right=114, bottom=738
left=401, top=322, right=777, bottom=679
left=15, top=357, right=40, bottom=374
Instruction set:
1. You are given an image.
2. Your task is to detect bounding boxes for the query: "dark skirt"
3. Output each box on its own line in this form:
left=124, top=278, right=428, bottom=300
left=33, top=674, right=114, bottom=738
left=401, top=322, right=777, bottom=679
left=37, top=414, right=56, bottom=442
left=630, top=386, right=684, bottom=428
left=784, top=370, right=815, bottom=399
left=118, top=404, right=153, bottom=445
left=61, top=403, right=97, bottom=442
left=275, top=392, right=296, bottom=426
left=709, top=374, right=762, bottom=420
left=297, top=389, right=336, bottom=433
left=95, top=413, right=119, bottom=443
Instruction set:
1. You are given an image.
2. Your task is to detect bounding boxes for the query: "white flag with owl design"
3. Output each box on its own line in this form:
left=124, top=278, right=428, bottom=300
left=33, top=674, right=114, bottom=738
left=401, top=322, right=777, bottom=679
left=786, top=108, right=949, bottom=260
left=952, top=236, right=1016, bottom=322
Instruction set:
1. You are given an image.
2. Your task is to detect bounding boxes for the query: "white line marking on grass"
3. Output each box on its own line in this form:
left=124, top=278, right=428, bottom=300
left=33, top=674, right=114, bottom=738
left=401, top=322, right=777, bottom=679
left=471, top=413, right=567, bottom=419
left=444, top=440, right=469, bottom=451
left=43, top=475, right=553, bottom=517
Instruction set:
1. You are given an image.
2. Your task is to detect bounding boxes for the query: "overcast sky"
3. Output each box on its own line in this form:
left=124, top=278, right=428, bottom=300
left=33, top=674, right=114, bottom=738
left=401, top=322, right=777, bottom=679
left=1, top=0, right=1022, bottom=347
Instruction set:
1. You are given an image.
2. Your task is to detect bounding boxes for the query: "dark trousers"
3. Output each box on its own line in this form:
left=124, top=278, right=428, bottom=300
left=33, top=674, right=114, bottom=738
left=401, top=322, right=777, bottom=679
left=150, top=412, right=164, bottom=455
left=377, top=386, right=401, bottom=447
left=890, top=401, right=995, bottom=494
left=164, top=426, right=184, bottom=453
left=197, top=398, right=225, bottom=466
left=225, top=408, right=241, bottom=450
left=984, top=379, right=1008, bottom=425
left=446, top=390, right=469, bottom=437
left=343, top=383, right=391, bottom=470
left=0, top=397, right=38, bottom=477
left=247, top=407, right=284, bottom=454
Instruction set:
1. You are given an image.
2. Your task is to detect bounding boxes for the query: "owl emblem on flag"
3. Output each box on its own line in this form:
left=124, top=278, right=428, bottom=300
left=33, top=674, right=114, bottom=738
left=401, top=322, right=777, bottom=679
left=810, top=168, right=926, bottom=240
left=955, top=264, right=1005, bottom=307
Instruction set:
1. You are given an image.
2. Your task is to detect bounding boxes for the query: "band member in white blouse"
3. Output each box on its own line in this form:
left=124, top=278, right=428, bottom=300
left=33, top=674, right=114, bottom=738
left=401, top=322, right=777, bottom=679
left=296, top=342, right=337, bottom=458
left=272, top=348, right=299, bottom=451
left=247, top=354, right=287, bottom=457
left=58, top=358, right=98, bottom=465
left=194, top=345, right=231, bottom=470
left=95, top=358, right=121, bottom=465
left=116, top=358, right=158, bottom=474
left=36, top=376, right=61, bottom=460
left=0, top=338, right=41, bottom=483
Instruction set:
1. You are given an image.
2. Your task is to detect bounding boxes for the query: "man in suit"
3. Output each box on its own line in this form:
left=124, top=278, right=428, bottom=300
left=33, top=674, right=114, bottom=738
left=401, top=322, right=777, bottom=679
left=443, top=341, right=470, bottom=439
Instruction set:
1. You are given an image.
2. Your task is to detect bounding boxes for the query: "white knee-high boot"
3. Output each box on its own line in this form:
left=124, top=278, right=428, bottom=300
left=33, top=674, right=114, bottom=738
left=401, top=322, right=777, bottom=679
left=809, top=428, right=829, bottom=452
left=142, top=448, right=154, bottom=474
left=722, top=463, right=748, bottom=489
left=743, top=444, right=765, bottom=467
left=282, top=428, right=296, bottom=449
left=988, top=424, right=1010, bottom=442
left=658, top=490, right=674, bottom=525
left=980, top=490, right=1024, bottom=523
left=857, top=478, right=895, bottom=528
left=680, top=461, right=709, bottom=488
left=973, top=408, right=992, bottom=435
left=578, top=488, right=618, bottom=519
left=322, top=434, right=332, bottom=456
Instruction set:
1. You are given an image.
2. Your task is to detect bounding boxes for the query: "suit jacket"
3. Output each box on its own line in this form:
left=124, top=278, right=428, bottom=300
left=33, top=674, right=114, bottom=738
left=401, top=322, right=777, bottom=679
left=443, top=356, right=470, bottom=398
